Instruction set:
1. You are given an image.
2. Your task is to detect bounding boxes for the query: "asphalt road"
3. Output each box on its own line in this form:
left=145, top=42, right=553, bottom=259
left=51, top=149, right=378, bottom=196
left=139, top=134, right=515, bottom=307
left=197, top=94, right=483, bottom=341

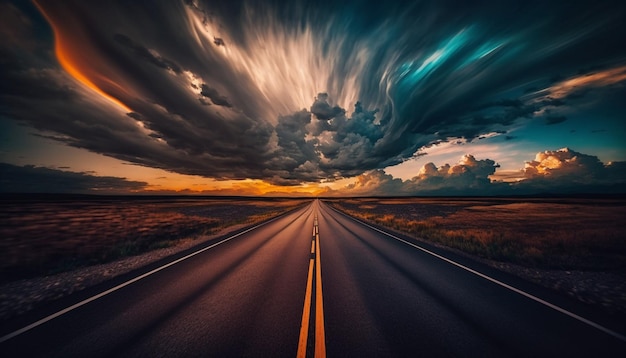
left=1, top=199, right=625, bottom=357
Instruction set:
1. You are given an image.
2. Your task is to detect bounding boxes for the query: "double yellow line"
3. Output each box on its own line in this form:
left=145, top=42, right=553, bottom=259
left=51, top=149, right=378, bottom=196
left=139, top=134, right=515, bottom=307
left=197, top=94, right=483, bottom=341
left=297, top=215, right=326, bottom=358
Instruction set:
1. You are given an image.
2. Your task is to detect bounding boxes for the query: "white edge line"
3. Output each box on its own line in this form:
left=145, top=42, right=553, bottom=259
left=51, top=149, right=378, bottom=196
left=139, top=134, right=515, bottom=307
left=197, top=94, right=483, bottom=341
left=325, top=203, right=626, bottom=343
left=0, top=210, right=295, bottom=344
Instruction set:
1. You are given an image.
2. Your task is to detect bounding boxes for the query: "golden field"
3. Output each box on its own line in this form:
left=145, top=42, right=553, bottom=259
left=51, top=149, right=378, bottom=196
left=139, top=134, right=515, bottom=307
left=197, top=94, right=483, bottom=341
left=0, top=196, right=307, bottom=283
left=325, top=197, right=626, bottom=271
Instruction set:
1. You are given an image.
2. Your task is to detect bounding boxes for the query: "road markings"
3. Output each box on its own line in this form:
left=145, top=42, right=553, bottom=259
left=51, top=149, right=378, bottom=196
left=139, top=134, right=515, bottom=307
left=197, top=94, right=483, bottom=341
left=297, top=256, right=315, bottom=358
left=0, top=209, right=301, bottom=344
left=328, top=204, right=626, bottom=343
left=297, top=215, right=326, bottom=358
left=314, top=231, right=326, bottom=358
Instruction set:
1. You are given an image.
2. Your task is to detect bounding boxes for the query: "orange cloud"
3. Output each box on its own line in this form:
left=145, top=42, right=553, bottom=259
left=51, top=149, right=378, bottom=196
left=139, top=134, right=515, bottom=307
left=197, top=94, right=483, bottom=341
left=523, top=147, right=604, bottom=180
left=547, top=65, right=626, bottom=99
left=34, top=1, right=131, bottom=112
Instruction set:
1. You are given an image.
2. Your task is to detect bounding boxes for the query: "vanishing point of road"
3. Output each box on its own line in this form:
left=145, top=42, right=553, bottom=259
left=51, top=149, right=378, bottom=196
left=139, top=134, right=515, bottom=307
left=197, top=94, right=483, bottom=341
left=1, top=199, right=625, bottom=357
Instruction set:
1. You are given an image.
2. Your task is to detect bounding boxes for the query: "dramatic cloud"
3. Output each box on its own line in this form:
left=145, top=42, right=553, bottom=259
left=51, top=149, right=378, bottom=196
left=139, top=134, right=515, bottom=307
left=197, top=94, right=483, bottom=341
left=113, top=34, right=182, bottom=74
left=515, top=148, right=626, bottom=192
left=343, top=170, right=407, bottom=196
left=409, top=155, right=499, bottom=193
left=336, top=149, right=626, bottom=196
left=1, top=0, right=625, bottom=188
left=0, top=163, right=148, bottom=194
left=200, top=84, right=233, bottom=107
left=310, top=93, right=345, bottom=121
left=523, top=148, right=605, bottom=181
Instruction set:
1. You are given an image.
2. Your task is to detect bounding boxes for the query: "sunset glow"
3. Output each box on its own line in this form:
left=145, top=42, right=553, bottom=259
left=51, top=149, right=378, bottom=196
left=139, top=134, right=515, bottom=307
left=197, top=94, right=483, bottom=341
left=545, top=65, right=626, bottom=100
left=1, top=0, right=625, bottom=195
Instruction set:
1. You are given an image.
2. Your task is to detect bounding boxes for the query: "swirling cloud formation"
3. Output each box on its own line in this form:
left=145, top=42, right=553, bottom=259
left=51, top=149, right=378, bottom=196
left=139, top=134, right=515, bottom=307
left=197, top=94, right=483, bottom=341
left=1, top=0, right=625, bottom=186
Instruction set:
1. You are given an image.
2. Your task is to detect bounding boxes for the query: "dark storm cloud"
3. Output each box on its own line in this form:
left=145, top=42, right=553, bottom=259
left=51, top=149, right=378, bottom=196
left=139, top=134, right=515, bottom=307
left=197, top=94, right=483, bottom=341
left=310, top=93, right=344, bottom=120
left=200, top=84, right=232, bottom=107
left=306, top=95, right=408, bottom=177
left=371, top=0, right=626, bottom=140
left=275, top=110, right=314, bottom=168
left=0, top=163, right=147, bottom=194
left=1, top=0, right=279, bottom=182
left=2, top=0, right=625, bottom=185
left=113, top=34, right=182, bottom=74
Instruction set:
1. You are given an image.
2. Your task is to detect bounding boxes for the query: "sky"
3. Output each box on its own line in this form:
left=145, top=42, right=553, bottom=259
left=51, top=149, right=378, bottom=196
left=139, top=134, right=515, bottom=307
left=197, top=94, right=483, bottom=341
left=1, top=0, right=625, bottom=196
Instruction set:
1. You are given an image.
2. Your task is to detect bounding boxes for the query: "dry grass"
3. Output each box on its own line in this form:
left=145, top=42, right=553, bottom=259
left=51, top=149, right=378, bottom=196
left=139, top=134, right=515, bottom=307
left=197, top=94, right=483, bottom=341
left=326, top=197, right=626, bottom=270
left=0, top=196, right=307, bottom=282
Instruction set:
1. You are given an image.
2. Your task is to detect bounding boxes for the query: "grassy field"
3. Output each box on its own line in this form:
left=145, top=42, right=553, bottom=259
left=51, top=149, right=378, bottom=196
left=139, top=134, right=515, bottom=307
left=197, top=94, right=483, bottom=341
left=325, top=197, right=626, bottom=271
left=0, top=195, right=308, bottom=283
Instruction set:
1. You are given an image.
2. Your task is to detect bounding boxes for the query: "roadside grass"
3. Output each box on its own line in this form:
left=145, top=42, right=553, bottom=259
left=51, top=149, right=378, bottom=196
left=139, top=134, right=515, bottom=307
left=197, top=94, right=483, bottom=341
left=326, top=198, right=626, bottom=271
left=0, top=198, right=307, bottom=283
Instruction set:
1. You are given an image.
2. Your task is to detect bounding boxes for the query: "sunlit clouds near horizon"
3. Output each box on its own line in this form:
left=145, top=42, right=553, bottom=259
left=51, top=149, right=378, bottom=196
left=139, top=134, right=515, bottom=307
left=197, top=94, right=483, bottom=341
left=1, top=0, right=625, bottom=196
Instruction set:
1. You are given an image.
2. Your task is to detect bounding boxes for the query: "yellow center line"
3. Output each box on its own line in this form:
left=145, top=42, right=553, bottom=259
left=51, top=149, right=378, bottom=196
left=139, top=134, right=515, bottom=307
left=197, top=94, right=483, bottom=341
left=315, top=232, right=326, bottom=358
left=298, top=214, right=326, bottom=358
left=297, top=256, right=315, bottom=358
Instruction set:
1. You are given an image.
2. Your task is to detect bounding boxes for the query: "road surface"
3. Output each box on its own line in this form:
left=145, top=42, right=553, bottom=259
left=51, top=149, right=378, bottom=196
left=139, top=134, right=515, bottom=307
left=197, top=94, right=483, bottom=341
left=1, top=199, right=625, bottom=357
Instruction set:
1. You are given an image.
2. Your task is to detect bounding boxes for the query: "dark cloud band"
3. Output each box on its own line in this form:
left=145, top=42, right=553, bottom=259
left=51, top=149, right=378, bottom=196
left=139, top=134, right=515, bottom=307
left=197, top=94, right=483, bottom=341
left=1, top=0, right=624, bottom=186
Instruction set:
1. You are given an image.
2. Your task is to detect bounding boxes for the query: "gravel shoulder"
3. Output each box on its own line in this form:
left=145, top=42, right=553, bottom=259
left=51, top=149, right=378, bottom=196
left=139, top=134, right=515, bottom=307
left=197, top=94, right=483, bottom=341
left=0, top=221, right=255, bottom=321
left=325, top=198, right=626, bottom=316
left=351, top=215, right=626, bottom=316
